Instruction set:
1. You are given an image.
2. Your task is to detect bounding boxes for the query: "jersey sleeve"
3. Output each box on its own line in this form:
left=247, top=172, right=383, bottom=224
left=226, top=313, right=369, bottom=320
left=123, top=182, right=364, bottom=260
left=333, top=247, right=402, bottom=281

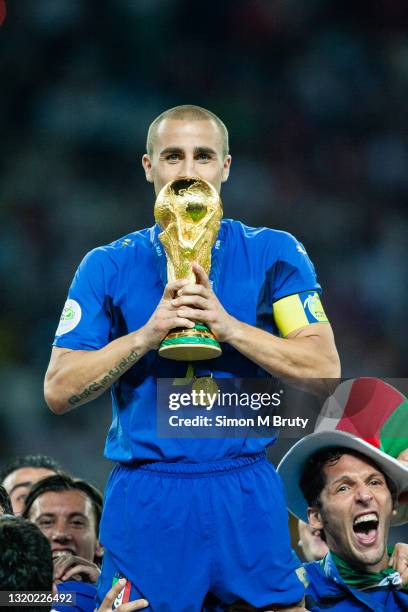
left=272, top=233, right=321, bottom=302
left=52, top=248, right=112, bottom=350
left=271, top=234, right=328, bottom=336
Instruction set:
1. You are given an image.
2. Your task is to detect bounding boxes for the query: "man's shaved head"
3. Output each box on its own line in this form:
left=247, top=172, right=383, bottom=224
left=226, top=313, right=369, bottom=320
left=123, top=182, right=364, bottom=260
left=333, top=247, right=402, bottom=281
left=146, top=105, right=229, bottom=158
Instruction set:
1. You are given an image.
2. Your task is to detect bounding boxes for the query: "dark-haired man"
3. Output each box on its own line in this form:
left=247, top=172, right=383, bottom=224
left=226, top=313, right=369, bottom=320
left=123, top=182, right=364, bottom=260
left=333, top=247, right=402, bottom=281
left=279, top=435, right=408, bottom=611
left=0, top=515, right=53, bottom=610
left=23, top=474, right=103, bottom=612
left=45, top=104, right=339, bottom=611
left=0, top=514, right=148, bottom=612
left=0, top=454, right=61, bottom=514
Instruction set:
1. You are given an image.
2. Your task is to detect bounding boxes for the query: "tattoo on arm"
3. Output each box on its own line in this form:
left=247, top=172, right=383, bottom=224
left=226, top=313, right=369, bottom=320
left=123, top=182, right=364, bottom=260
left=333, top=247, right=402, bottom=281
left=68, top=350, right=139, bottom=406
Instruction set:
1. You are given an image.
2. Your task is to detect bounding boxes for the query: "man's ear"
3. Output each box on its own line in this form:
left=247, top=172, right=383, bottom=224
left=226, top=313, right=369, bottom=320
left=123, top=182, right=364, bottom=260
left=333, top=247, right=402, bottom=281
left=221, top=155, right=232, bottom=183
left=94, top=541, right=104, bottom=563
left=308, top=506, right=323, bottom=530
left=142, top=154, right=154, bottom=183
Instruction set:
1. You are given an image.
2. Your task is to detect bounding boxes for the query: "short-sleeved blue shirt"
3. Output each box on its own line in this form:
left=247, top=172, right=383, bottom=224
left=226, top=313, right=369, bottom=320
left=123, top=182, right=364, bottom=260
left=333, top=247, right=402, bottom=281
left=53, top=219, right=321, bottom=463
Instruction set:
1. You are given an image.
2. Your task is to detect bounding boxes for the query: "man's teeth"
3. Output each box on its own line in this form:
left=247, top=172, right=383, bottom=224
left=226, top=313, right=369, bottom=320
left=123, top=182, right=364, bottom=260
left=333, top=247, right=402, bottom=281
left=353, top=513, right=378, bottom=526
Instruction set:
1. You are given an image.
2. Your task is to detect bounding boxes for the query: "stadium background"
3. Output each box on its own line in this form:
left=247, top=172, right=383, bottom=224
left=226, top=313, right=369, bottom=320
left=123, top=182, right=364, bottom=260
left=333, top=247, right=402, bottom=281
left=0, top=1, right=407, bottom=543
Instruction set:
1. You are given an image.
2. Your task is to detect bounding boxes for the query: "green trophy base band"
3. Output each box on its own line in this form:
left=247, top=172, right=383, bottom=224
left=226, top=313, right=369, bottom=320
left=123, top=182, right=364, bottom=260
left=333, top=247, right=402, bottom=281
left=158, top=325, right=222, bottom=361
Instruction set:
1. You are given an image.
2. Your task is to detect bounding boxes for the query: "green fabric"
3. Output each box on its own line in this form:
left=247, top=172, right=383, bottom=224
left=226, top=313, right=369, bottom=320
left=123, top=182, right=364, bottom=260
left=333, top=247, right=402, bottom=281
left=379, top=398, right=408, bottom=458
left=160, top=336, right=220, bottom=347
left=330, top=548, right=407, bottom=591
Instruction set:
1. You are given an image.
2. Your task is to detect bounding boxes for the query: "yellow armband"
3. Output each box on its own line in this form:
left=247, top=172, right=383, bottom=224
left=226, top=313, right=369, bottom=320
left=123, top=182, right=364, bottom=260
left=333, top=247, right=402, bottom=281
left=273, top=291, right=329, bottom=337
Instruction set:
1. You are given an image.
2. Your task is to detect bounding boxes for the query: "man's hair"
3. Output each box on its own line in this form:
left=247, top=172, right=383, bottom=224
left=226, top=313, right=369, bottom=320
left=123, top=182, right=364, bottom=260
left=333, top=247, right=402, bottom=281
left=0, top=454, right=61, bottom=484
left=146, top=104, right=229, bottom=157
left=0, top=515, right=53, bottom=609
left=300, top=447, right=398, bottom=509
left=0, top=485, right=13, bottom=515
left=22, top=473, right=103, bottom=536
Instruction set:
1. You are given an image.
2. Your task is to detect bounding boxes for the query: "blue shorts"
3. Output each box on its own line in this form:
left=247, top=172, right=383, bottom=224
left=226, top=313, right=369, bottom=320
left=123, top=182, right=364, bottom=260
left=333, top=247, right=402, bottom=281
left=97, top=454, right=304, bottom=611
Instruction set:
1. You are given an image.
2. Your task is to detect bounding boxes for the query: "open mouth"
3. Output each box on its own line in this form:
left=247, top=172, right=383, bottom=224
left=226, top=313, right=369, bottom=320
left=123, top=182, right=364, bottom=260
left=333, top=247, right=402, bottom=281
left=352, top=512, right=379, bottom=546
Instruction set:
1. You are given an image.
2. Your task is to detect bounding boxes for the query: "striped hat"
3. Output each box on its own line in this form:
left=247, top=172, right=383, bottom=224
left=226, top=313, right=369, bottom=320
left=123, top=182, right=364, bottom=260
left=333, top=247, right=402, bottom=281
left=278, top=378, right=408, bottom=525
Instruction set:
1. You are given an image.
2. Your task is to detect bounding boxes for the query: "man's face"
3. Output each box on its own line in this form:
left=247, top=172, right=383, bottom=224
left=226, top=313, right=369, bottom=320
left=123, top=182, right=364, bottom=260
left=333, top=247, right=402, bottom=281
left=142, top=118, right=231, bottom=195
left=308, top=453, right=393, bottom=572
left=27, top=489, right=100, bottom=563
left=297, top=519, right=328, bottom=562
left=3, top=467, right=55, bottom=515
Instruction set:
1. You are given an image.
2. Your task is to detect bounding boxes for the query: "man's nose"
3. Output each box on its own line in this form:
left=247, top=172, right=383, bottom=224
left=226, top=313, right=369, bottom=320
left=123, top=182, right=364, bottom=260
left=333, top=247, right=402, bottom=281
left=355, top=484, right=374, bottom=504
left=179, top=156, right=195, bottom=178
left=51, top=525, right=72, bottom=542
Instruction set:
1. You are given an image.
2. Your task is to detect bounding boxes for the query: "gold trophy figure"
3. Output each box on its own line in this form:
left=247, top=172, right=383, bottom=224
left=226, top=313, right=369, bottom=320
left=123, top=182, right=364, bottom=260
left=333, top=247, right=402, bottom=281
left=154, top=177, right=223, bottom=361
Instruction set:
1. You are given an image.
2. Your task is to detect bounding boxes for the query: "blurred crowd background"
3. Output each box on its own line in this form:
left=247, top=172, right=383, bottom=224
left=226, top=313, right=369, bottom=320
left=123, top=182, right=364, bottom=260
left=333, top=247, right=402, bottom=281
left=0, top=0, right=407, bottom=496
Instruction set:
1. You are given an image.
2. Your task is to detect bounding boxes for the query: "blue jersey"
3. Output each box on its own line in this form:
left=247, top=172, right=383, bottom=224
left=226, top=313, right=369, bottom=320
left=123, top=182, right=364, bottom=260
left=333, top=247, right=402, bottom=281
left=53, top=581, right=96, bottom=612
left=304, top=553, right=408, bottom=611
left=53, top=219, right=320, bottom=463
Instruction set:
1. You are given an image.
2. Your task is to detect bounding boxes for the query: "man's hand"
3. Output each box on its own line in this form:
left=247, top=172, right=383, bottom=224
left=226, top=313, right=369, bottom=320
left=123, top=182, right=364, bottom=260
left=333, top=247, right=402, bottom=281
left=389, top=543, right=408, bottom=586
left=95, top=578, right=148, bottom=611
left=53, top=553, right=100, bottom=584
left=140, top=279, right=196, bottom=350
left=171, top=263, right=237, bottom=342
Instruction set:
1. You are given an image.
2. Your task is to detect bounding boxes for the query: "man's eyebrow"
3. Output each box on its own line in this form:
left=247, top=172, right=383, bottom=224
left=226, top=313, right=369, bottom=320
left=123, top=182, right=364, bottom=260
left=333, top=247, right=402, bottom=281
left=35, top=513, right=55, bottom=520
left=8, top=482, right=31, bottom=495
left=67, top=512, right=89, bottom=522
left=329, top=471, right=385, bottom=488
left=159, top=147, right=184, bottom=156
left=365, top=471, right=385, bottom=482
left=329, top=475, right=355, bottom=487
left=194, top=146, right=217, bottom=155
left=35, top=512, right=88, bottom=521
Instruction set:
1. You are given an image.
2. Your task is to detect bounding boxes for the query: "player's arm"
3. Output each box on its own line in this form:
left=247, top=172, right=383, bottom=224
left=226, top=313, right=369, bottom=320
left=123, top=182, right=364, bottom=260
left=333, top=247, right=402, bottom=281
left=44, top=279, right=194, bottom=415
left=172, top=263, right=340, bottom=381
left=227, top=320, right=339, bottom=380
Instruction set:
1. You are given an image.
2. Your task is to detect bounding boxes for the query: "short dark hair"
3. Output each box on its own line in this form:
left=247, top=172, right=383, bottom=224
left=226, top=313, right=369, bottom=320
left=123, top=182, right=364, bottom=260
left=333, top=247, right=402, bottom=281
left=300, top=447, right=398, bottom=508
left=22, top=473, right=103, bottom=536
left=0, top=516, right=53, bottom=610
left=0, top=455, right=61, bottom=485
left=0, top=485, right=13, bottom=515
left=146, top=104, right=229, bottom=157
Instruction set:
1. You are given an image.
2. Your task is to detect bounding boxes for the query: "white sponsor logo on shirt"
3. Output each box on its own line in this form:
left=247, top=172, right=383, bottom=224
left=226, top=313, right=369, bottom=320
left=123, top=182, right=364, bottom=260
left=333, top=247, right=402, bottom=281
left=56, top=299, right=82, bottom=336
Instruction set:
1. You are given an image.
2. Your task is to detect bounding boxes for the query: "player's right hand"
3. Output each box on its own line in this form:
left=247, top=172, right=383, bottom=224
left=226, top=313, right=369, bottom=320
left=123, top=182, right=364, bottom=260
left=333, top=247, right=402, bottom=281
left=139, top=279, right=196, bottom=350
left=95, top=578, right=149, bottom=611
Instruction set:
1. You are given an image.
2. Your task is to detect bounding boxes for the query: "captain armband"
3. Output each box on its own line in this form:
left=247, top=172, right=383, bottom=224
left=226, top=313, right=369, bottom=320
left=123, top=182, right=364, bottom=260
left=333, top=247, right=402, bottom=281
left=272, top=291, right=329, bottom=337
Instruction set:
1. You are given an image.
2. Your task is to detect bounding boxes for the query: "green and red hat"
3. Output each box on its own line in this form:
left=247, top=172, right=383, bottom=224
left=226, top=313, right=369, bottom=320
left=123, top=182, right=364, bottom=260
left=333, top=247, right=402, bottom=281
left=278, top=378, right=408, bottom=525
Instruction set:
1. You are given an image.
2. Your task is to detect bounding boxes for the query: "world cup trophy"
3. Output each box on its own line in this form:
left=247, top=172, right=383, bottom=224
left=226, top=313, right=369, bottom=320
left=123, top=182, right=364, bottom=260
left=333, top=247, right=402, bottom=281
left=154, top=177, right=223, bottom=361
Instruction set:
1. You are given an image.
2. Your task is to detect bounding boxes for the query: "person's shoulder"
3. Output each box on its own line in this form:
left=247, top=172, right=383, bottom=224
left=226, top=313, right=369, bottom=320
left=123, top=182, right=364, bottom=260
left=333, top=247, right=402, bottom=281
left=79, top=227, right=153, bottom=268
left=224, top=218, right=300, bottom=246
left=224, top=219, right=307, bottom=260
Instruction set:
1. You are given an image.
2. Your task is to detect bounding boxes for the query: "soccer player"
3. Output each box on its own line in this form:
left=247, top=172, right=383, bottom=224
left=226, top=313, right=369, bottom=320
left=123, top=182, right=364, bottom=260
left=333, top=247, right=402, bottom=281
left=44, top=105, right=340, bottom=611
left=23, top=474, right=103, bottom=586
left=0, top=515, right=148, bottom=612
left=282, top=446, right=408, bottom=610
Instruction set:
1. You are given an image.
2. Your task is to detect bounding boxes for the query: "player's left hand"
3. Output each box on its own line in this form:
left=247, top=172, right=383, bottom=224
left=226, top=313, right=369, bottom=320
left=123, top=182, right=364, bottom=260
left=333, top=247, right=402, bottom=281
left=171, top=263, right=237, bottom=343
left=53, top=553, right=101, bottom=584
left=389, top=542, right=408, bottom=586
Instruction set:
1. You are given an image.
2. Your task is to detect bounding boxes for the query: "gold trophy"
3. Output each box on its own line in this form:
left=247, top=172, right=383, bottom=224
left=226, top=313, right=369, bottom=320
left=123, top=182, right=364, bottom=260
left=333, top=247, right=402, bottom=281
left=154, top=177, right=223, bottom=361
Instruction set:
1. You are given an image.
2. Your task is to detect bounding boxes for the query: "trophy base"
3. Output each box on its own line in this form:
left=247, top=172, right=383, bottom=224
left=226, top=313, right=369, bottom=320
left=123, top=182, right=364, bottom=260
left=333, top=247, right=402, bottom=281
left=158, top=324, right=222, bottom=361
